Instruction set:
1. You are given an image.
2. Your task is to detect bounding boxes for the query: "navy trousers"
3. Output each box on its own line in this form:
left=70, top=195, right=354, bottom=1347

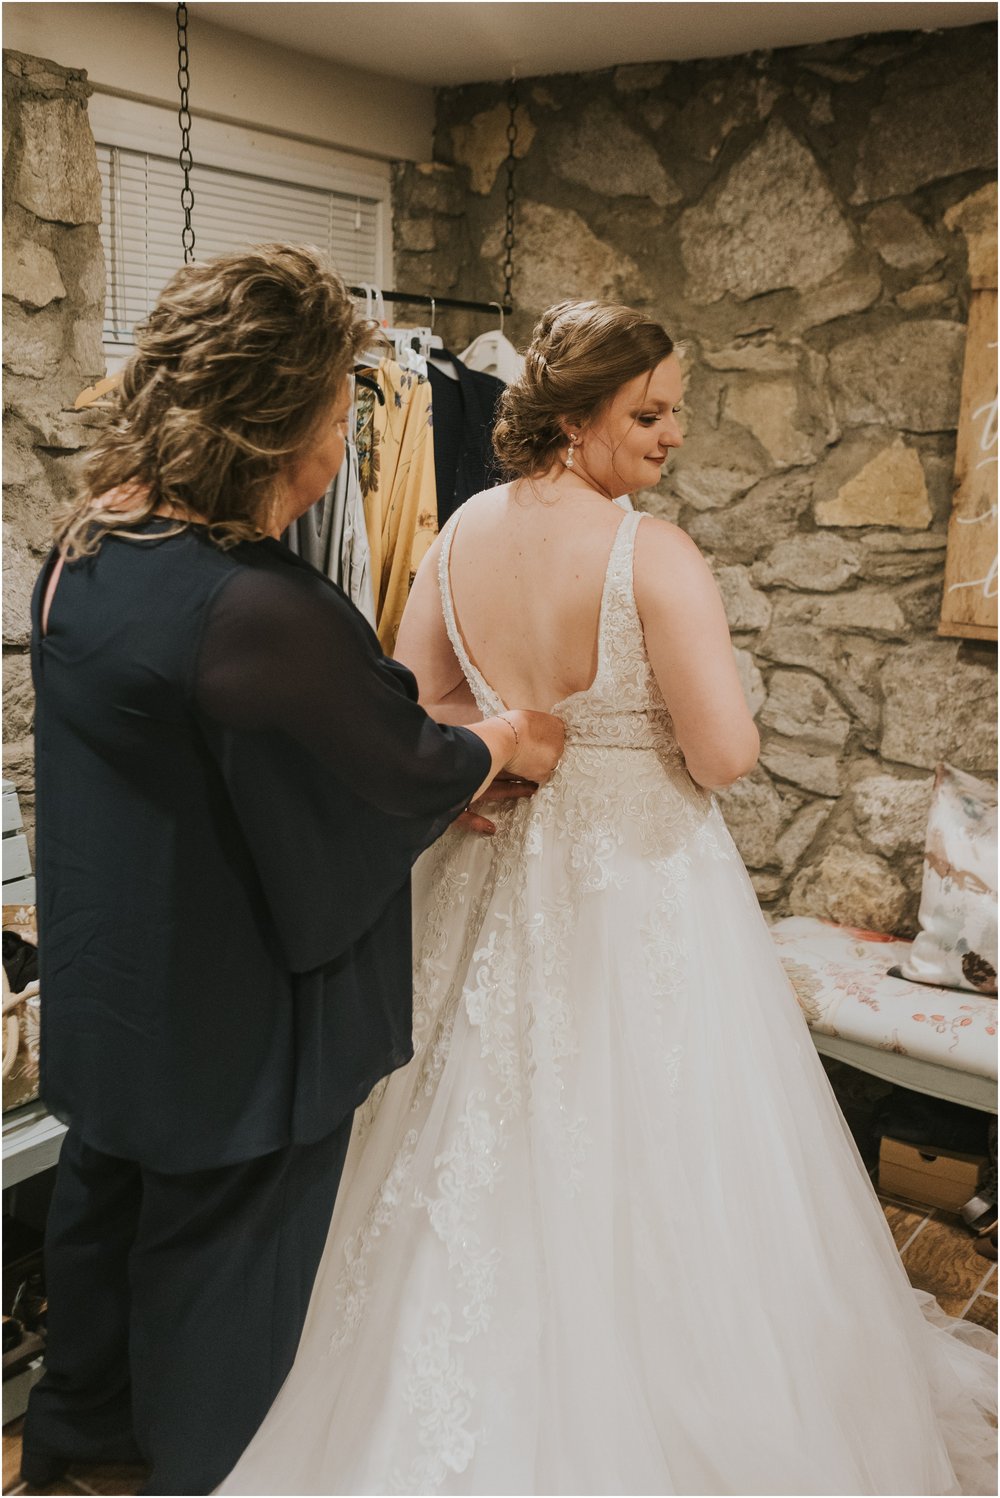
left=24, top=1117, right=353, bottom=1495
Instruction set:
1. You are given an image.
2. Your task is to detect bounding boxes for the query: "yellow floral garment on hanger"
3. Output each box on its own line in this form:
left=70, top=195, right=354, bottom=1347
left=356, top=358, right=438, bottom=655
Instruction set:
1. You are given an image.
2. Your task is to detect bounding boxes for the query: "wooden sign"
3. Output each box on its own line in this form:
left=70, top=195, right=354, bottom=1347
left=939, top=287, right=998, bottom=641
left=941, top=183, right=997, bottom=641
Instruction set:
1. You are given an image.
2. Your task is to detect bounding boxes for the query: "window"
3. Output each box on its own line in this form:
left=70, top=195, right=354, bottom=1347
left=89, top=97, right=392, bottom=365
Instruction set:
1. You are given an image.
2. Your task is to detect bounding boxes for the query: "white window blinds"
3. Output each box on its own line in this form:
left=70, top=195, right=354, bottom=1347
left=96, top=144, right=383, bottom=357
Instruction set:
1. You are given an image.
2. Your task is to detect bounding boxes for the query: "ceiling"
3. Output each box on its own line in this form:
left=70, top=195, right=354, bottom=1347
left=179, top=1, right=996, bottom=85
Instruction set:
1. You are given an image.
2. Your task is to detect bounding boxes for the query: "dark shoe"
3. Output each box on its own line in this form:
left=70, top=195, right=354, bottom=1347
left=20, top=1446, right=69, bottom=1487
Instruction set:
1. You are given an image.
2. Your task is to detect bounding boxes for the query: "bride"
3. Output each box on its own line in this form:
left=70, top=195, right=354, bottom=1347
left=220, top=301, right=996, bottom=1496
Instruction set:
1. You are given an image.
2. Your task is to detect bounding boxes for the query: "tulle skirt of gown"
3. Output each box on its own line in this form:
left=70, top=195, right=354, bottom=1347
left=221, top=752, right=997, bottom=1496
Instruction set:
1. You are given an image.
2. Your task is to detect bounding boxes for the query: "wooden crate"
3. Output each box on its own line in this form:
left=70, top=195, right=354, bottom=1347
left=879, top=1135, right=987, bottom=1212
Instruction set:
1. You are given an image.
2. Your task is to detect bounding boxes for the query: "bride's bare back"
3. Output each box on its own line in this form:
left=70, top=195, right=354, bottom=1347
left=446, top=484, right=628, bottom=712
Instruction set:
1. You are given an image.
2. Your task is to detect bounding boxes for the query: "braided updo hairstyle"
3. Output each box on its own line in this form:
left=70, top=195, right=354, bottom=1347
left=493, top=300, right=674, bottom=478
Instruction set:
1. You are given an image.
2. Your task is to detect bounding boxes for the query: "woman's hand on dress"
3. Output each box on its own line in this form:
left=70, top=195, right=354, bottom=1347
left=455, top=774, right=538, bottom=836
left=465, top=710, right=564, bottom=802
left=499, top=710, right=565, bottom=784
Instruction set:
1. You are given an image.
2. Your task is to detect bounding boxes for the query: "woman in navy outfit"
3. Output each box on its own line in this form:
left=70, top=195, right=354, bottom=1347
left=24, top=245, right=563, bottom=1495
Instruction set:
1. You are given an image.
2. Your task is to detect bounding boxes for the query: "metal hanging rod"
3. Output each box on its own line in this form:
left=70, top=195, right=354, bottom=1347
left=348, top=287, right=511, bottom=315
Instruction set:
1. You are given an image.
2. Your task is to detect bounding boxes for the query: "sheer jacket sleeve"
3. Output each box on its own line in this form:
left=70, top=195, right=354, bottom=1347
left=193, top=544, right=489, bottom=973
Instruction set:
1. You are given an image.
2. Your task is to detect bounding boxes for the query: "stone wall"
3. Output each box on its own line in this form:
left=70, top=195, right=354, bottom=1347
left=2, top=50, right=105, bottom=847
left=393, top=23, right=998, bottom=932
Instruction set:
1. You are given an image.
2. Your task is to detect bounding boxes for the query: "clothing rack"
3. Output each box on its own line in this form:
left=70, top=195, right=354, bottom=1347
left=347, top=287, right=511, bottom=316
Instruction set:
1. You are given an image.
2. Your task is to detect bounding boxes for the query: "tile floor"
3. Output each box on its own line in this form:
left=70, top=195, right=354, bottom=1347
left=2, top=1195, right=996, bottom=1496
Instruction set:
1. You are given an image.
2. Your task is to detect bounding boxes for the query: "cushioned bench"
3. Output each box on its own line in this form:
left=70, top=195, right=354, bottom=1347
left=772, top=916, right=998, bottom=1114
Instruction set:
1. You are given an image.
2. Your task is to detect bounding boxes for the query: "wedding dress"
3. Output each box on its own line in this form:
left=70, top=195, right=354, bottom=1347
left=221, top=500, right=997, bottom=1496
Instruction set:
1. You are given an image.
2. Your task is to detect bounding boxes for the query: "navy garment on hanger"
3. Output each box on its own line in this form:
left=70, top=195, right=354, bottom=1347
left=427, top=350, right=505, bottom=523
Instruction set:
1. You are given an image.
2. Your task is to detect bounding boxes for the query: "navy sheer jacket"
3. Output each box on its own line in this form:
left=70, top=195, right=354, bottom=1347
left=30, top=521, right=490, bottom=1172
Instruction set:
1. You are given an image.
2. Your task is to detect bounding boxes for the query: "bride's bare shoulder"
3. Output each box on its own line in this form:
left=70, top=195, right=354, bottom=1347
left=635, top=513, right=708, bottom=567
left=633, top=514, right=718, bottom=607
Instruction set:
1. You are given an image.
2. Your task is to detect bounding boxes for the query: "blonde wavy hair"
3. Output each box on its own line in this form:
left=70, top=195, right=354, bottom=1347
left=493, top=300, right=675, bottom=478
left=56, top=244, right=372, bottom=559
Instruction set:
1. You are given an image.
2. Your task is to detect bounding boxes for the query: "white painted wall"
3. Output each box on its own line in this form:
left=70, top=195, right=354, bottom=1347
left=2, top=2, right=434, bottom=163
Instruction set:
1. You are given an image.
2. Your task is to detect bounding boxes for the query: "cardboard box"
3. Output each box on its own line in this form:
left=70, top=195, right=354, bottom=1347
left=878, top=1135, right=987, bottom=1211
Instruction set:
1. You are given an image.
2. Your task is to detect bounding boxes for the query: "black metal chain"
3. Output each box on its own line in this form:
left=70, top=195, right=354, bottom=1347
left=176, top=3, right=195, bottom=263
left=502, top=75, right=518, bottom=314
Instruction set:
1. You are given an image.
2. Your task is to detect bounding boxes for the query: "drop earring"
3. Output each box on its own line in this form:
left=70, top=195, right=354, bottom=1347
left=564, top=433, right=579, bottom=470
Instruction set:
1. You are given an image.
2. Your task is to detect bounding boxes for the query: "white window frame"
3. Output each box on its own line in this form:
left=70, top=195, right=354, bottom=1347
left=88, top=95, right=394, bottom=368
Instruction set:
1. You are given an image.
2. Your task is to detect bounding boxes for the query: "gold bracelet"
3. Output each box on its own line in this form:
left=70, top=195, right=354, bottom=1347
left=498, top=711, right=520, bottom=757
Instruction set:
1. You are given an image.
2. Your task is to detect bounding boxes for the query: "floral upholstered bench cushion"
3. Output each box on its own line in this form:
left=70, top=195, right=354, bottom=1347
left=771, top=917, right=998, bottom=1082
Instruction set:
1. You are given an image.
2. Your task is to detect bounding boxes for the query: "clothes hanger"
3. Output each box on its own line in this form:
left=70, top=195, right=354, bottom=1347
left=74, top=373, right=121, bottom=409
left=353, top=283, right=387, bottom=369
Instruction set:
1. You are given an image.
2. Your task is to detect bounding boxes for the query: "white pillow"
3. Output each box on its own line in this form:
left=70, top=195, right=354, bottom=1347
left=898, top=762, right=997, bottom=995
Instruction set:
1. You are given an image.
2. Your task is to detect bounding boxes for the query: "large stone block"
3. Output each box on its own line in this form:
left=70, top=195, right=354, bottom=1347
left=715, top=768, right=786, bottom=869
left=750, top=870, right=785, bottom=902
left=861, top=203, right=942, bottom=273
left=667, top=421, right=765, bottom=512
left=680, top=121, right=855, bottom=303
left=723, top=369, right=838, bottom=471
left=2, top=241, right=66, bottom=308
left=13, top=96, right=101, bottom=225
left=549, top=100, right=680, bottom=207
left=670, top=460, right=759, bottom=512
left=4, top=387, right=103, bottom=452
left=775, top=798, right=835, bottom=873
left=714, top=565, right=772, bottom=631
left=752, top=533, right=861, bottom=592
left=778, top=588, right=908, bottom=640
left=405, top=163, right=466, bottom=218
left=858, top=531, right=948, bottom=583
left=855, top=72, right=997, bottom=201
left=685, top=472, right=812, bottom=565
left=759, top=668, right=850, bottom=751
left=2, top=299, right=65, bottom=378
left=789, top=843, right=910, bottom=933
left=2, top=650, right=35, bottom=741
left=794, top=271, right=883, bottom=331
left=701, top=336, right=802, bottom=374
left=395, top=216, right=436, bottom=253
left=815, top=437, right=931, bottom=529
left=2, top=425, right=47, bottom=490
left=881, top=643, right=998, bottom=774
left=481, top=200, right=644, bottom=310
left=759, top=741, right=842, bottom=797
left=54, top=221, right=109, bottom=310
left=828, top=320, right=966, bottom=433
left=734, top=648, right=766, bottom=717
left=451, top=103, right=536, bottom=196
left=634, top=485, right=681, bottom=524
left=944, top=182, right=998, bottom=291
left=852, top=773, right=934, bottom=857
left=71, top=317, right=104, bottom=381
left=755, top=628, right=882, bottom=742
left=613, top=63, right=670, bottom=94
left=2, top=525, right=39, bottom=647
left=894, top=282, right=951, bottom=314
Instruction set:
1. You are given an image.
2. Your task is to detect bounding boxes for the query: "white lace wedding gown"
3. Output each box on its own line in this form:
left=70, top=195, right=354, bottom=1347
left=221, top=502, right=997, bottom=1496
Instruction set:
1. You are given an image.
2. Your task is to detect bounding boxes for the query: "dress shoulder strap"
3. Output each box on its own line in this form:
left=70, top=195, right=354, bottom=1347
left=436, top=510, right=505, bottom=716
